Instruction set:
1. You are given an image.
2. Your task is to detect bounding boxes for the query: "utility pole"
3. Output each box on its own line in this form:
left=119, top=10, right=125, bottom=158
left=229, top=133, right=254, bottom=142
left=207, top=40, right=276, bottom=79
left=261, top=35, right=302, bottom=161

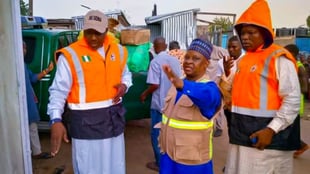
left=29, top=0, right=33, bottom=15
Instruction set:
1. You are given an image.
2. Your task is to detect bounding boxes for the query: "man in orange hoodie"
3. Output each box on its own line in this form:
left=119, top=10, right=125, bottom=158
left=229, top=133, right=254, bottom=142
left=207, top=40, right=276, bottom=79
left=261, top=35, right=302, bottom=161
left=222, top=1, right=300, bottom=173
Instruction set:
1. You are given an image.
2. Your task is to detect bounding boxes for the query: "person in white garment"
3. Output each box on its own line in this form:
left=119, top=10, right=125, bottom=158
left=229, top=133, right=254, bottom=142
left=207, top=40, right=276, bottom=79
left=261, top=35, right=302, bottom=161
left=47, top=10, right=132, bottom=174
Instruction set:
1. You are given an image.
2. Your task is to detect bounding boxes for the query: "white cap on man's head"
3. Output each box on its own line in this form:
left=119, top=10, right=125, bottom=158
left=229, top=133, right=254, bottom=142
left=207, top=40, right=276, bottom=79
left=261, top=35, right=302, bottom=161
left=83, top=10, right=108, bottom=33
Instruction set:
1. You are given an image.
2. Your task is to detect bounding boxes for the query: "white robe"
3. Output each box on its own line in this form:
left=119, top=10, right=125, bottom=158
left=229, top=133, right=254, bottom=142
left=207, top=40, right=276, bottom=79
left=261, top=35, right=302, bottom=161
left=72, top=133, right=125, bottom=174
left=225, top=144, right=294, bottom=174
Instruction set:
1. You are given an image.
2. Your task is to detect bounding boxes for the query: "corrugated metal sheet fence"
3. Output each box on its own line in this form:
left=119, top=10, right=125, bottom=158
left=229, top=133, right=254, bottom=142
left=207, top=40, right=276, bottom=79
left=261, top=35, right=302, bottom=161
left=161, top=12, right=196, bottom=49
left=146, top=10, right=198, bottom=49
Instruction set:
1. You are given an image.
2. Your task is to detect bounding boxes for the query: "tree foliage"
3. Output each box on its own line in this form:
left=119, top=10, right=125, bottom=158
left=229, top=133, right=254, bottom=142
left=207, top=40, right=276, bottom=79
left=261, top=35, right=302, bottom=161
left=307, top=15, right=310, bottom=28
left=20, top=0, right=29, bottom=16
left=208, top=17, right=233, bottom=32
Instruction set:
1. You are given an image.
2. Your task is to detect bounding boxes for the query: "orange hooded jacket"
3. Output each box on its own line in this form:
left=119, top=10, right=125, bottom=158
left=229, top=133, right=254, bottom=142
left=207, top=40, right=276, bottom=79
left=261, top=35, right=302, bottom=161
left=232, top=0, right=297, bottom=117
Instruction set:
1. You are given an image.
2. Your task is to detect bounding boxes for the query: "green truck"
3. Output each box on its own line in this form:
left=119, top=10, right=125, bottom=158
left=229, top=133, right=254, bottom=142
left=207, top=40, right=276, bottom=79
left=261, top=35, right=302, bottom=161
left=22, top=16, right=151, bottom=130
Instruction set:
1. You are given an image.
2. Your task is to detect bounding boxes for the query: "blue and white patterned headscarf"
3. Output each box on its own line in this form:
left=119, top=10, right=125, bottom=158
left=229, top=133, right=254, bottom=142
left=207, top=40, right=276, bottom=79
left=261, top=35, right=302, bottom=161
left=188, top=38, right=213, bottom=59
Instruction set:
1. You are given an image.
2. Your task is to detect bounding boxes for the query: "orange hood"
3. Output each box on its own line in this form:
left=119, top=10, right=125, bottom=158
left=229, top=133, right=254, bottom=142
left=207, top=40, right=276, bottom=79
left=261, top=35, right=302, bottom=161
left=234, top=0, right=274, bottom=47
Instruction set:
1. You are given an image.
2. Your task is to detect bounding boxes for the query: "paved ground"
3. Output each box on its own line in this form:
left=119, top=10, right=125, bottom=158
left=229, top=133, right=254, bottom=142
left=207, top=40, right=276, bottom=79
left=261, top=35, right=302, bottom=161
left=33, top=104, right=310, bottom=174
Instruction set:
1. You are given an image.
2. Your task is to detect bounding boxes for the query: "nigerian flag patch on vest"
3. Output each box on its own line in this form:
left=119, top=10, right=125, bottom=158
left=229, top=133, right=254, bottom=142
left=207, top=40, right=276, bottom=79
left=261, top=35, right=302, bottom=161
left=82, top=55, right=91, bottom=62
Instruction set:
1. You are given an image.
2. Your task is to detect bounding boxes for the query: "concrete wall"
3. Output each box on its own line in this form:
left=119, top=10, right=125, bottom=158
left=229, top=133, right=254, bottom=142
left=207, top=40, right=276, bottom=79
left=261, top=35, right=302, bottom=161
left=274, top=36, right=295, bottom=47
left=0, top=0, right=32, bottom=173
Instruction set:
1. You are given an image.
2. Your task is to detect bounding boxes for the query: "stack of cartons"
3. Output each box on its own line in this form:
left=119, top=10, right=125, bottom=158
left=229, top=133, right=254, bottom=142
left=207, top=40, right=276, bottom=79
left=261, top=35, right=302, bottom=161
left=121, top=29, right=150, bottom=45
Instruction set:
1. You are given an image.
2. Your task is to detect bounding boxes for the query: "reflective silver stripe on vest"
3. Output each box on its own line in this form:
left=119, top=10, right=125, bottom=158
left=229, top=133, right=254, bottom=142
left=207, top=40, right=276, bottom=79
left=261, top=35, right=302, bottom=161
left=68, top=99, right=114, bottom=110
left=233, top=49, right=284, bottom=117
left=65, top=47, right=86, bottom=103
left=117, top=44, right=124, bottom=63
left=232, top=106, right=277, bottom=117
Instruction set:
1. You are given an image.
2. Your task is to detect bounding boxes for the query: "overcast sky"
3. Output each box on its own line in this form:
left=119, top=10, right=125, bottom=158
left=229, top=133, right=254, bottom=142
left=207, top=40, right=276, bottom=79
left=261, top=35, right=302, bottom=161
left=26, top=0, right=309, bottom=28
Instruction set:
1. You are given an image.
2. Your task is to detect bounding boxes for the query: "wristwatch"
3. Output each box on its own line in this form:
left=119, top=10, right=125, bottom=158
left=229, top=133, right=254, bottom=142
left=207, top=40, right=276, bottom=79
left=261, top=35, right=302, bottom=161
left=49, top=118, right=62, bottom=126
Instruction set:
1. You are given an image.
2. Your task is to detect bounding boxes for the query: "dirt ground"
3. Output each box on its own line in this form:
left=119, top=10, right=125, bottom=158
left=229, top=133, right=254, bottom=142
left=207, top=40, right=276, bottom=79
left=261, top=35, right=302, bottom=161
left=32, top=119, right=160, bottom=174
left=33, top=114, right=310, bottom=174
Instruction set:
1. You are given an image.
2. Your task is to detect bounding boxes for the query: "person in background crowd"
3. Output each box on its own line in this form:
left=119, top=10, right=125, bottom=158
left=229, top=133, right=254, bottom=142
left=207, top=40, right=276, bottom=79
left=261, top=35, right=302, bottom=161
left=284, top=44, right=309, bottom=158
left=299, top=54, right=309, bottom=82
left=148, top=43, right=156, bottom=63
left=304, top=55, right=310, bottom=100
left=168, top=40, right=186, bottom=76
left=107, top=18, right=121, bottom=43
left=140, top=36, right=182, bottom=172
left=222, top=0, right=300, bottom=173
left=305, top=55, right=310, bottom=79
left=207, top=43, right=229, bottom=137
left=159, top=38, right=222, bottom=174
left=47, top=10, right=132, bottom=174
left=216, top=35, right=243, bottom=131
left=299, top=53, right=306, bottom=64
left=23, top=41, right=54, bottom=159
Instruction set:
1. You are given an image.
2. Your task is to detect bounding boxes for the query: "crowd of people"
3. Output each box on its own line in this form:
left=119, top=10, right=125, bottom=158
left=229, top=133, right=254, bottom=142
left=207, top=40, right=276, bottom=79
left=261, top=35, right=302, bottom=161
left=23, top=0, right=308, bottom=173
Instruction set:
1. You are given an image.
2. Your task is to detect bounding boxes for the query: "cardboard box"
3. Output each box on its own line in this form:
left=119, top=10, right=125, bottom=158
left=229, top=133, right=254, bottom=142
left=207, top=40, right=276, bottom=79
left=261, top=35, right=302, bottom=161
left=121, top=29, right=150, bottom=45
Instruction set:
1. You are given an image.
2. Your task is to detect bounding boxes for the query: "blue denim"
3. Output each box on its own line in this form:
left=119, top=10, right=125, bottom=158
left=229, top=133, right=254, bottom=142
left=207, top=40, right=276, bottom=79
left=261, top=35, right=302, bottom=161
left=150, top=109, right=162, bottom=167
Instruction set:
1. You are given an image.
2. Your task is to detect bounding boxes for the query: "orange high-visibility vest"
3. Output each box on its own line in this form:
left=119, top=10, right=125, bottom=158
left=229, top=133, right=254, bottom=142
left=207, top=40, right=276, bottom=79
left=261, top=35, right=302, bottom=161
left=232, top=44, right=296, bottom=117
left=56, top=38, right=127, bottom=108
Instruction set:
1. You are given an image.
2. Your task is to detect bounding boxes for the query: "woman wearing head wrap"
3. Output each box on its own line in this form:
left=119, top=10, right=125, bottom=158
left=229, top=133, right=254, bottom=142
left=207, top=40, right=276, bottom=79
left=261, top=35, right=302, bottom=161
left=158, top=38, right=222, bottom=174
left=222, top=0, right=300, bottom=173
